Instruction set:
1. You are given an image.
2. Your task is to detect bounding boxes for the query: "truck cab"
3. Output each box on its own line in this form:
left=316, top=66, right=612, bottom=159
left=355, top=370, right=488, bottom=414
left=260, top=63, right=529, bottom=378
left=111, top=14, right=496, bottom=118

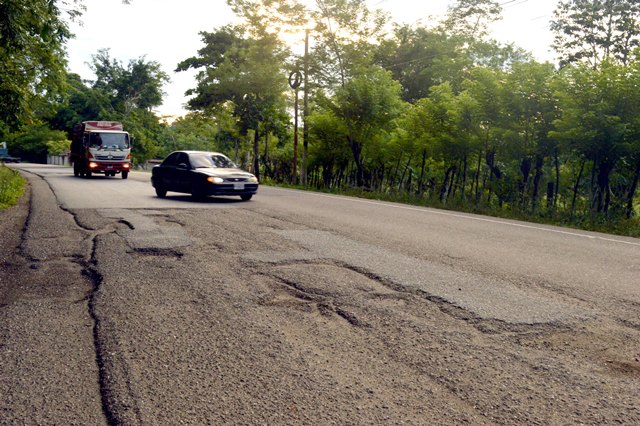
left=70, top=121, right=132, bottom=179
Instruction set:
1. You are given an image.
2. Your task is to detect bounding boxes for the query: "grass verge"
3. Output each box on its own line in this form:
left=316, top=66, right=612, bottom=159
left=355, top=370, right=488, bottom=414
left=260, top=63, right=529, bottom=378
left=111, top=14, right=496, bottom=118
left=0, top=165, right=26, bottom=210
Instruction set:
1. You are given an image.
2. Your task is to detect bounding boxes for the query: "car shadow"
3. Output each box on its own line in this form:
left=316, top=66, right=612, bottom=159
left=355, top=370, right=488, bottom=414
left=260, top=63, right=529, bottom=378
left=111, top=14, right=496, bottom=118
left=156, top=195, right=251, bottom=204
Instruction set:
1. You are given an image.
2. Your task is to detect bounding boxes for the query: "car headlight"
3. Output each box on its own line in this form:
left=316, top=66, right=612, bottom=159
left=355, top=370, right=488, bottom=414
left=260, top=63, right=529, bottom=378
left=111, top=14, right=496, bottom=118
left=248, top=176, right=258, bottom=183
left=207, top=176, right=224, bottom=184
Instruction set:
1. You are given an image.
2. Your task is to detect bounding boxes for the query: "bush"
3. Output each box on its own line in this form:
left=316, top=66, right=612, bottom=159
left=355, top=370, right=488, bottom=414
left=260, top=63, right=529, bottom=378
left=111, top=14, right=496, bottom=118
left=0, top=166, right=26, bottom=209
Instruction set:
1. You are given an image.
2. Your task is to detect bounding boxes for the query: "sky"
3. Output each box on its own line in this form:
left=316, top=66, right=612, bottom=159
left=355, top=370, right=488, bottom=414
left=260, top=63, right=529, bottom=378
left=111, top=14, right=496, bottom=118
left=65, top=0, right=559, bottom=119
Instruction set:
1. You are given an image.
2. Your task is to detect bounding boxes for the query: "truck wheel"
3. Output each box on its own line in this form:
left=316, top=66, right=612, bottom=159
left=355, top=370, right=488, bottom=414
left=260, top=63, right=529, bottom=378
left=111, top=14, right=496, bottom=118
left=73, top=164, right=80, bottom=177
left=155, top=186, right=167, bottom=198
left=240, top=194, right=253, bottom=201
left=122, top=171, right=129, bottom=179
left=84, top=170, right=92, bottom=178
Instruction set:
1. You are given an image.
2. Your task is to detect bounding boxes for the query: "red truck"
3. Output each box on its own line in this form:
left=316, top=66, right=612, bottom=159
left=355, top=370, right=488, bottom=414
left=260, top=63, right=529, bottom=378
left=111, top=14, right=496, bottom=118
left=70, top=121, right=132, bottom=179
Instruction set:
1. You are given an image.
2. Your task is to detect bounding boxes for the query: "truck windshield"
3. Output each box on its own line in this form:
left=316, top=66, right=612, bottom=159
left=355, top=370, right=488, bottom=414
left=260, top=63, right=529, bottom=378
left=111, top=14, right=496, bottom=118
left=89, top=132, right=130, bottom=149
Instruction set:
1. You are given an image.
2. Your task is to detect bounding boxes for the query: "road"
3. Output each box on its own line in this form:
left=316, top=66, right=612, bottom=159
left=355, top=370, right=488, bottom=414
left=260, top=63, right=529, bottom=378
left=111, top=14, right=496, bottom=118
left=1, top=164, right=639, bottom=424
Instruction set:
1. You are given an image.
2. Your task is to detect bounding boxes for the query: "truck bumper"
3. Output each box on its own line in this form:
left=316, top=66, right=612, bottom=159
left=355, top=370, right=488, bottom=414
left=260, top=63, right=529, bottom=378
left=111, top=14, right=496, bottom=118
left=88, top=161, right=131, bottom=173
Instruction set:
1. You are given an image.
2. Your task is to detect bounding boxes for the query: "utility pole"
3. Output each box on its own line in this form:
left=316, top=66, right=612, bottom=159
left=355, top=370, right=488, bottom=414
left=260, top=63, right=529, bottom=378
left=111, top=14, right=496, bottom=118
left=302, top=29, right=310, bottom=186
left=288, top=71, right=302, bottom=185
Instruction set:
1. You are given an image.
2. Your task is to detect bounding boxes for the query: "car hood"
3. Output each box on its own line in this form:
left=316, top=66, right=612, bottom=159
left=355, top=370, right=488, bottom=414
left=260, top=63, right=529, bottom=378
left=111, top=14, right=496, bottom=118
left=194, top=167, right=256, bottom=178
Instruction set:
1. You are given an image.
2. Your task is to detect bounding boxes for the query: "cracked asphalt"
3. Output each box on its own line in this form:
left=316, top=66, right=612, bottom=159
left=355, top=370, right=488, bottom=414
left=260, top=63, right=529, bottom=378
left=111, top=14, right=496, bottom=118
left=1, top=165, right=640, bottom=424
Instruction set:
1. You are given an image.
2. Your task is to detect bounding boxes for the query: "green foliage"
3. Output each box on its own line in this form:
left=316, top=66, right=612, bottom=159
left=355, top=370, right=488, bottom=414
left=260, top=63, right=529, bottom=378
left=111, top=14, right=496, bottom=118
left=442, top=0, right=503, bottom=40
left=0, top=166, right=26, bottom=210
left=48, top=73, right=112, bottom=131
left=551, top=0, right=640, bottom=67
left=7, top=125, right=69, bottom=163
left=88, top=49, right=170, bottom=114
left=323, top=66, right=405, bottom=185
left=46, top=139, right=71, bottom=155
left=177, top=24, right=290, bottom=180
left=551, top=61, right=633, bottom=212
left=0, top=0, right=79, bottom=130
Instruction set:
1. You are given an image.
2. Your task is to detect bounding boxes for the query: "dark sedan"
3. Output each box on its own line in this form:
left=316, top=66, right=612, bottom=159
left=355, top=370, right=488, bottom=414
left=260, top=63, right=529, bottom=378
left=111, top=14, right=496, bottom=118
left=151, top=151, right=258, bottom=201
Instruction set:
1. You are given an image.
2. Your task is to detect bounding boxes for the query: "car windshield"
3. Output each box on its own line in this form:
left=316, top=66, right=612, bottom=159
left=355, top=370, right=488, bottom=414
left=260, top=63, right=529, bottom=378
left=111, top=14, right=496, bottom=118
left=190, top=153, right=237, bottom=169
left=89, top=132, right=129, bottom=149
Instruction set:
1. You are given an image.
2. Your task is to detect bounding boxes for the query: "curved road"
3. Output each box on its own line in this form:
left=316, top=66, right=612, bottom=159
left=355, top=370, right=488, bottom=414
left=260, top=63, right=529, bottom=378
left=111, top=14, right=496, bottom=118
left=2, top=164, right=639, bottom=424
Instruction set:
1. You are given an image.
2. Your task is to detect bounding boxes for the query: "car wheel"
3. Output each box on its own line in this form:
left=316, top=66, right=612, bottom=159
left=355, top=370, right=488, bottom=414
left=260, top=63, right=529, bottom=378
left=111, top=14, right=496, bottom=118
left=155, top=186, right=167, bottom=198
left=122, top=171, right=129, bottom=179
left=240, top=194, right=253, bottom=201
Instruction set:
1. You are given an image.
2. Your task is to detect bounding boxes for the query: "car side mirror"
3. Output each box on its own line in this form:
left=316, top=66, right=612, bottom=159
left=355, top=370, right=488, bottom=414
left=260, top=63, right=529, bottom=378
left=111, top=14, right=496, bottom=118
left=177, top=163, right=188, bottom=170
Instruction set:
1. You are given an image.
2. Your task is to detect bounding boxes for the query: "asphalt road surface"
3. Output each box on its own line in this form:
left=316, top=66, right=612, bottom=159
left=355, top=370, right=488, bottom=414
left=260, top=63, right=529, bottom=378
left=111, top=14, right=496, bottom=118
left=1, top=164, right=639, bottom=424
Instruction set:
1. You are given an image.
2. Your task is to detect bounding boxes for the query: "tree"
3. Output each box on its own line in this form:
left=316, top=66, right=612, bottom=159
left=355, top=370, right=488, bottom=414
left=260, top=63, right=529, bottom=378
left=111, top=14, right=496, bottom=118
left=376, top=26, right=473, bottom=102
left=6, top=125, right=68, bottom=163
left=89, top=49, right=169, bottom=115
left=0, top=0, right=77, bottom=130
left=312, top=0, right=389, bottom=89
left=551, top=62, right=629, bottom=213
left=502, top=61, right=558, bottom=210
left=47, top=73, right=112, bottom=132
left=442, top=0, right=503, bottom=40
left=177, top=25, right=289, bottom=181
left=551, top=0, right=640, bottom=67
left=323, top=67, right=405, bottom=187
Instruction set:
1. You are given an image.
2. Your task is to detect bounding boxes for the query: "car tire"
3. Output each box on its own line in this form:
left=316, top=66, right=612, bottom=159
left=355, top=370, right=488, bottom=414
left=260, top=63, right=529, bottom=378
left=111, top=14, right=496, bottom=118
left=122, top=171, right=129, bottom=179
left=240, top=194, right=253, bottom=201
left=155, top=186, right=167, bottom=198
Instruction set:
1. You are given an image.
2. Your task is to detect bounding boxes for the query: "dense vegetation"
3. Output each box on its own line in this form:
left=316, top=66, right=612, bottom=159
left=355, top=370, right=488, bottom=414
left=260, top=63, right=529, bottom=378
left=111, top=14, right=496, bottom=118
left=0, top=166, right=26, bottom=209
left=1, top=0, right=639, bottom=234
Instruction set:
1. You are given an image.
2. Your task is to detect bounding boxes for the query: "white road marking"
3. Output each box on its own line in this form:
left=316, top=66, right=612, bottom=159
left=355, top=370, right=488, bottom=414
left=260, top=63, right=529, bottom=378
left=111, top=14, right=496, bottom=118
left=272, top=188, right=640, bottom=248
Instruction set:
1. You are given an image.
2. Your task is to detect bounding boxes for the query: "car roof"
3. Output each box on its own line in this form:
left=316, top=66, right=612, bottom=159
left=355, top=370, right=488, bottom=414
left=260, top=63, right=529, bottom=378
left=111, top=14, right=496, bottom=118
left=174, top=150, right=226, bottom=156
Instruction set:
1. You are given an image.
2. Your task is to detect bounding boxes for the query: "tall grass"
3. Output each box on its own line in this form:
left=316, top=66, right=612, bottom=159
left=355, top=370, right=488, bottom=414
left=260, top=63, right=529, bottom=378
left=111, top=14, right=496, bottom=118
left=0, top=165, right=26, bottom=209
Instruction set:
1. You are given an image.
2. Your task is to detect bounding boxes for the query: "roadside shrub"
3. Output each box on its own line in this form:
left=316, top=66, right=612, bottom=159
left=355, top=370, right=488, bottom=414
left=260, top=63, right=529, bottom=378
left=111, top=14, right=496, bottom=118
left=0, top=166, right=26, bottom=209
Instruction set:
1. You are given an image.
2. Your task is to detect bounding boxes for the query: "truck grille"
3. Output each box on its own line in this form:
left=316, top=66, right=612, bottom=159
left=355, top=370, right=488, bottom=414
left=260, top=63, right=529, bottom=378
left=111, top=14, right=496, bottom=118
left=95, top=155, right=126, bottom=160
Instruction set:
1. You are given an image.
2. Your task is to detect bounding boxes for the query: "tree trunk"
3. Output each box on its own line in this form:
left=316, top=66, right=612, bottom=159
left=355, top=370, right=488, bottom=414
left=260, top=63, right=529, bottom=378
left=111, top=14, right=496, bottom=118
left=263, top=132, right=270, bottom=179
left=253, top=128, right=260, bottom=182
left=348, top=138, right=364, bottom=187
left=390, top=155, right=402, bottom=188
left=589, top=160, right=597, bottom=212
left=520, top=157, right=532, bottom=208
left=554, top=148, right=560, bottom=209
left=418, top=149, right=427, bottom=195
left=474, top=150, right=482, bottom=204
left=531, top=155, right=544, bottom=212
left=625, top=160, right=640, bottom=218
left=399, top=155, right=412, bottom=191
left=596, top=160, right=615, bottom=213
left=440, top=165, right=455, bottom=203
left=571, top=159, right=585, bottom=215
